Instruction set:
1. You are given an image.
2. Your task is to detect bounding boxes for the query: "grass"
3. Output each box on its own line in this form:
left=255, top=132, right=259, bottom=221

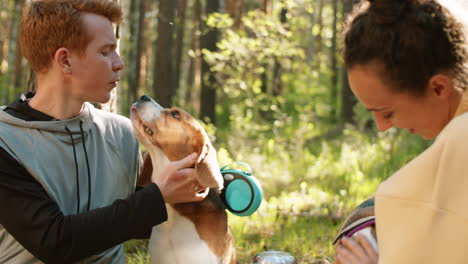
left=124, top=127, right=431, bottom=264
left=124, top=239, right=149, bottom=264
left=124, top=200, right=339, bottom=264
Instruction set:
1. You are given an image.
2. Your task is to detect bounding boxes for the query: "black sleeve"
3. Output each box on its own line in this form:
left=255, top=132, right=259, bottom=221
left=0, top=147, right=167, bottom=264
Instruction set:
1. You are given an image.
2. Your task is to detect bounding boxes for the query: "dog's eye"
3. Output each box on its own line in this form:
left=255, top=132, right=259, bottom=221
left=170, top=111, right=181, bottom=120
left=145, top=126, right=154, bottom=136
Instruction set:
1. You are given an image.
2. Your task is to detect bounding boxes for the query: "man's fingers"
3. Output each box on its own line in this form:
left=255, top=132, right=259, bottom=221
left=172, top=152, right=198, bottom=170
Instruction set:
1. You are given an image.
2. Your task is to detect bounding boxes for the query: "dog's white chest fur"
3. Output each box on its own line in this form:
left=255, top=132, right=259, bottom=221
left=149, top=206, right=221, bottom=264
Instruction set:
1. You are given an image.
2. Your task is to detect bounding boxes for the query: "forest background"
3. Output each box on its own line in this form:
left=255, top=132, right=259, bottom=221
left=0, top=0, right=434, bottom=263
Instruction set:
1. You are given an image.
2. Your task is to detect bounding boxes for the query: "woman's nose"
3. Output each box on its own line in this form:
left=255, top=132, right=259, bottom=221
left=373, top=113, right=393, bottom=132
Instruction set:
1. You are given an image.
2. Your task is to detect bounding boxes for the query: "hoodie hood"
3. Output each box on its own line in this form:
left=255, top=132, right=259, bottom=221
left=0, top=103, right=95, bottom=144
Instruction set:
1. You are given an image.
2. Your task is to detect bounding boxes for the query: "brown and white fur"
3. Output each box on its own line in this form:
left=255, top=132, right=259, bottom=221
left=130, top=96, right=235, bottom=264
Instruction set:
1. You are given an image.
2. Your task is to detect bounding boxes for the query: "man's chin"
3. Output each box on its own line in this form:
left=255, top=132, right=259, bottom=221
left=89, top=96, right=112, bottom=109
left=91, top=93, right=112, bottom=104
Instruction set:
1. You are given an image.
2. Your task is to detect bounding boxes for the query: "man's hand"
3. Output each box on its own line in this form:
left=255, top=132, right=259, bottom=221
left=153, top=153, right=209, bottom=204
left=335, top=234, right=378, bottom=264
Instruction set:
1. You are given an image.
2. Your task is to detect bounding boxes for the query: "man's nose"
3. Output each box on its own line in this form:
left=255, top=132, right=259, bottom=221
left=113, top=53, right=124, bottom=72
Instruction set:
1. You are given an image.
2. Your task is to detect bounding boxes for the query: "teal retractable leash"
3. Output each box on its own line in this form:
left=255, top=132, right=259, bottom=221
left=220, top=162, right=263, bottom=216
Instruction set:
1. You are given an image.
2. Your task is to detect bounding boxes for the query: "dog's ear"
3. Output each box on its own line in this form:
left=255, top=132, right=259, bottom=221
left=138, top=153, right=153, bottom=187
left=195, top=143, right=224, bottom=189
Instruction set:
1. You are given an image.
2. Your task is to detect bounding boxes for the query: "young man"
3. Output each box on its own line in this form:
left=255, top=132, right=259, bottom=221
left=0, top=0, right=207, bottom=263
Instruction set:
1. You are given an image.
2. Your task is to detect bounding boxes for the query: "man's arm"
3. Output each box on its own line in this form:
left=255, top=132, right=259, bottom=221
left=0, top=147, right=167, bottom=264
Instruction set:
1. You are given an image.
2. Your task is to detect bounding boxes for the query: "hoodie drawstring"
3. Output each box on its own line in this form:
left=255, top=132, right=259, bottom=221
left=79, top=121, right=92, bottom=212
left=65, top=126, right=81, bottom=214
left=65, top=122, right=92, bottom=214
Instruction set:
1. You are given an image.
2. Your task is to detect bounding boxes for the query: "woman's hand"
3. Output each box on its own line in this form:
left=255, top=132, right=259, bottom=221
left=335, top=234, right=378, bottom=264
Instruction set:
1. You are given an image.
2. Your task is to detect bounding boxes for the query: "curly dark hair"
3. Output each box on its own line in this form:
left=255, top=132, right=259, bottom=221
left=343, top=0, right=467, bottom=95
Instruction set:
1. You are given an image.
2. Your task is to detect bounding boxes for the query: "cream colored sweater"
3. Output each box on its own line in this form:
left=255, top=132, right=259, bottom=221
left=376, top=92, right=468, bottom=263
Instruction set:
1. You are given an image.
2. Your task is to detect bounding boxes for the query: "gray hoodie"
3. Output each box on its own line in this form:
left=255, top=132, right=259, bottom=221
left=0, top=102, right=140, bottom=263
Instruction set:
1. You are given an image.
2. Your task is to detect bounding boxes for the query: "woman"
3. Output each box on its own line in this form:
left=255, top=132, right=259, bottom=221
left=335, top=0, right=468, bottom=263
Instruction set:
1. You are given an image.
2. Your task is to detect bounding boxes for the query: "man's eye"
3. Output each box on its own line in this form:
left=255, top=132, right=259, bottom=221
left=101, top=50, right=110, bottom=56
left=383, top=113, right=393, bottom=119
left=170, top=111, right=181, bottom=120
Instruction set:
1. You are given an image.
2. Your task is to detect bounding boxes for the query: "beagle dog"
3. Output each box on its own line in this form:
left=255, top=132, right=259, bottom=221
left=130, top=95, right=236, bottom=264
left=332, top=198, right=377, bottom=263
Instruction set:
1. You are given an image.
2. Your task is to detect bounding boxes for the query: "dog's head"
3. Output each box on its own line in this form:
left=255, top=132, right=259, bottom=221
left=130, top=95, right=223, bottom=189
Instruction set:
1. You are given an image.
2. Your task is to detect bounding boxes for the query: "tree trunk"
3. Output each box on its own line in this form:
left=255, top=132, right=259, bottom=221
left=0, top=40, right=4, bottom=80
left=225, top=0, right=243, bottom=28
left=126, top=0, right=145, bottom=108
left=25, top=67, right=37, bottom=92
left=16, top=0, right=27, bottom=96
left=140, top=0, right=156, bottom=97
left=12, top=0, right=26, bottom=95
left=4, top=0, right=23, bottom=104
left=314, top=0, right=324, bottom=69
left=262, top=0, right=272, bottom=14
left=0, top=0, right=5, bottom=76
left=272, top=6, right=287, bottom=96
left=260, top=0, right=271, bottom=94
left=153, top=0, right=176, bottom=107
left=200, top=0, right=220, bottom=124
left=13, top=36, right=24, bottom=94
left=225, top=0, right=236, bottom=19
left=185, top=0, right=201, bottom=113
left=236, top=0, right=244, bottom=29
left=307, top=3, right=316, bottom=67
left=330, top=0, right=339, bottom=120
left=340, top=0, right=355, bottom=124
left=174, top=0, right=188, bottom=94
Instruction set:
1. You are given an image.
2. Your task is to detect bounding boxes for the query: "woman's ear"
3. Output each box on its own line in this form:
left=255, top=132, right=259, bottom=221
left=427, top=74, right=454, bottom=99
left=54, top=47, right=72, bottom=74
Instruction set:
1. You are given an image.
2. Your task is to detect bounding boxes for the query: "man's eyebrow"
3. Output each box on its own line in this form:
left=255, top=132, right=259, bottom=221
left=101, top=43, right=117, bottom=49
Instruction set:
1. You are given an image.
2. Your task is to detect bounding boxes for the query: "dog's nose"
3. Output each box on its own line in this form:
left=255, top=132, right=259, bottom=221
left=140, top=95, right=151, bottom=101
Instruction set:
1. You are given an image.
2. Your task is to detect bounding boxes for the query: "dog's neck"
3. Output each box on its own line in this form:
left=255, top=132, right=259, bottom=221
left=147, top=147, right=170, bottom=179
left=146, top=147, right=233, bottom=262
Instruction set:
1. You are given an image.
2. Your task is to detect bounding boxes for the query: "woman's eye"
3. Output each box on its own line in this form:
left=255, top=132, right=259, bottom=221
left=171, top=111, right=181, bottom=120
left=383, top=112, right=393, bottom=119
left=101, top=50, right=110, bottom=56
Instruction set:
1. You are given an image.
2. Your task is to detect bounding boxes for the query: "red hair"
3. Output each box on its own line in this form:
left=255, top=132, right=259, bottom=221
left=19, top=0, right=122, bottom=73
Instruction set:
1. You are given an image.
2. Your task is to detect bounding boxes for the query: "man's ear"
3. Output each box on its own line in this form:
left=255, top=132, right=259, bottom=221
left=54, top=47, right=72, bottom=74
left=428, top=74, right=454, bottom=99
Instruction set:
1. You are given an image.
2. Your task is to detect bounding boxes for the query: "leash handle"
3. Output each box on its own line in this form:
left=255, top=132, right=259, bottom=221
left=220, top=161, right=252, bottom=175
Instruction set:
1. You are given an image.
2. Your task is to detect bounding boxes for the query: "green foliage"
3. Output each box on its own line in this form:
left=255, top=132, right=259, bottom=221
left=124, top=1, right=432, bottom=263
left=124, top=240, right=149, bottom=264
left=229, top=201, right=338, bottom=263
left=203, top=9, right=305, bottom=131
left=126, top=124, right=430, bottom=263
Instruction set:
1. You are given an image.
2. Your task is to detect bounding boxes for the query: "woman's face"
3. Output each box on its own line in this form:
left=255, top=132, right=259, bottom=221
left=348, top=63, right=456, bottom=140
